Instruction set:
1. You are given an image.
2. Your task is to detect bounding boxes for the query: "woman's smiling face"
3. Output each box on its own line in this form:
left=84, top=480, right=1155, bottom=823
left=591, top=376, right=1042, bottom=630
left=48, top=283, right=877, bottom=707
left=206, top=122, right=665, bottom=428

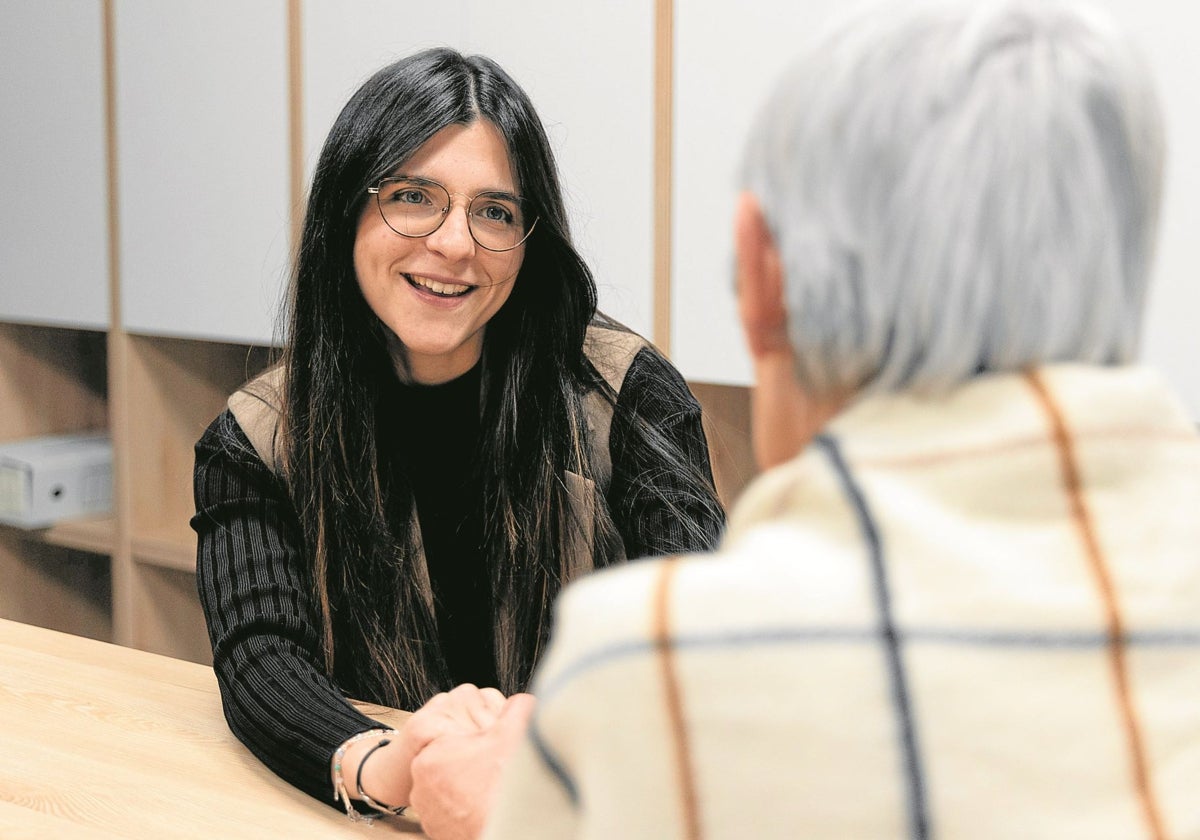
left=353, top=119, right=525, bottom=384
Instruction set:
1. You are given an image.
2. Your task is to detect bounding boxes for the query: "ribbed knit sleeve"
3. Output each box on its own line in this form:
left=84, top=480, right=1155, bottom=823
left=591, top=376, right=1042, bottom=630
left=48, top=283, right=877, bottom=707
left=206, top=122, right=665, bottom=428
left=607, top=348, right=726, bottom=560
left=191, top=409, right=382, bottom=806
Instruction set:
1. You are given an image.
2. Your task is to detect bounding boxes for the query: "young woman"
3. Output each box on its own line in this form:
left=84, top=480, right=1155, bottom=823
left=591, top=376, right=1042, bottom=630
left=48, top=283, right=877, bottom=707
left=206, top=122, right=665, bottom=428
left=191, top=48, right=724, bottom=820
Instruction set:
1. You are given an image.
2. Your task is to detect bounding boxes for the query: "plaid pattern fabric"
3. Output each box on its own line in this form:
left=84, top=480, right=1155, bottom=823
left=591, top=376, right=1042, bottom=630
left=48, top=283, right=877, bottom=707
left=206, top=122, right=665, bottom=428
left=483, top=364, right=1200, bottom=839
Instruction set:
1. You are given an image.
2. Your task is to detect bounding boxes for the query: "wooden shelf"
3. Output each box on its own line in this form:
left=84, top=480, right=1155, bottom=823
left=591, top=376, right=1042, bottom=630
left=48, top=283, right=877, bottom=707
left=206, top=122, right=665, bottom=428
left=0, top=330, right=755, bottom=666
left=132, top=530, right=196, bottom=574
left=41, top=515, right=117, bottom=556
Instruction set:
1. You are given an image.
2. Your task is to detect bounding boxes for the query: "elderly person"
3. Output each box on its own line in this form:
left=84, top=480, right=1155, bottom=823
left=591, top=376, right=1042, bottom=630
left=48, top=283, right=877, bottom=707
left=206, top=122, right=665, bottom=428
left=406, top=1, right=1200, bottom=837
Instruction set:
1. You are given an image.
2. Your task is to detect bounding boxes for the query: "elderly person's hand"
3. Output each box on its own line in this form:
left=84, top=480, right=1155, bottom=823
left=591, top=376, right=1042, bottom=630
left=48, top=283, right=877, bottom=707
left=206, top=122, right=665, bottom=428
left=408, top=692, right=537, bottom=840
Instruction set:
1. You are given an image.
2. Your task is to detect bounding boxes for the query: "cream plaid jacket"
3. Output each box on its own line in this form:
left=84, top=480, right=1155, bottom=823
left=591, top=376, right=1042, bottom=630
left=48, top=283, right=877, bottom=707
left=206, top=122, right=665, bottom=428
left=484, top=364, right=1200, bottom=840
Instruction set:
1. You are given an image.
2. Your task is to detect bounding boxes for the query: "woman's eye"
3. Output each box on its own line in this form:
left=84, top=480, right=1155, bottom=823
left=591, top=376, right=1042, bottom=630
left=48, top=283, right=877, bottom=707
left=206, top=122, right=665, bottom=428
left=477, top=203, right=515, bottom=224
left=389, top=189, right=428, bottom=205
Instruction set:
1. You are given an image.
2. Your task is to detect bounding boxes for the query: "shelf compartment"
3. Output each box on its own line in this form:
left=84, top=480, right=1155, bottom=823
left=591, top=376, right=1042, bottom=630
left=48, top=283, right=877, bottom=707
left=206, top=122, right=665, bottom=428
left=129, top=564, right=213, bottom=666
left=0, top=528, right=112, bottom=643
left=125, top=334, right=271, bottom=561
left=0, top=323, right=107, bottom=443
left=132, top=531, right=196, bottom=574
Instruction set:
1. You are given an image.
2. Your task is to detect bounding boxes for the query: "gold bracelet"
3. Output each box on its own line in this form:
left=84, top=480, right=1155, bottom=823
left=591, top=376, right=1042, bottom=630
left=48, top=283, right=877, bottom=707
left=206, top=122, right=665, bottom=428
left=330, top=728, right=399, bottom=822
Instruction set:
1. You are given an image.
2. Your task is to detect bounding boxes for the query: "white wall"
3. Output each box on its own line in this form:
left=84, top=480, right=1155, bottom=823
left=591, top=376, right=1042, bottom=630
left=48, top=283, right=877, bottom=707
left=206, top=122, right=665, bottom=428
left=672, top=0, right=1200, bottom=419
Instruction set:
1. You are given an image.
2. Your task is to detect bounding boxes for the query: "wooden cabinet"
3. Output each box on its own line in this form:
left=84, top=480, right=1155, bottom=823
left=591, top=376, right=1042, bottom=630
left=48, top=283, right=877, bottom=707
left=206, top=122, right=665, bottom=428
left=0, top=320, right=272, bottom=661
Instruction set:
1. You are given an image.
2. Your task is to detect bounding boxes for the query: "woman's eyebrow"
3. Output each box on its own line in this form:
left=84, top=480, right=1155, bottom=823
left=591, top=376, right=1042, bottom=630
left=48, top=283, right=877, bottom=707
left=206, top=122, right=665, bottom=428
left=390, top=172, right=521, bottom=198
left=477, top=188, right=522, bottom=201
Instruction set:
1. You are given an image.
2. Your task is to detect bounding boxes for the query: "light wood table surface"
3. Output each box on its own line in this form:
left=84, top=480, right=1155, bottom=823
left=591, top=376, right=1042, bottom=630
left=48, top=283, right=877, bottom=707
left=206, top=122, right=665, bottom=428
left=0, top=618, right=427, bottom=837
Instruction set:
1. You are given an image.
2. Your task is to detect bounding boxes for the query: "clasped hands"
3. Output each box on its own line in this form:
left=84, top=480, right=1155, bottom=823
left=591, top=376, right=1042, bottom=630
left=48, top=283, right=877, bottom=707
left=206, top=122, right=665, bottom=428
left=348, top=684, right=536, bottom=839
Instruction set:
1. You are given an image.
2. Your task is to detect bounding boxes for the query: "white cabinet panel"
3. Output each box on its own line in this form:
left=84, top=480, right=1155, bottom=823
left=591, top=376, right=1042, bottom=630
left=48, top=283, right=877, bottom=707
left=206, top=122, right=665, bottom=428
left=673, top=0, right=1200, bottom=418
left=302, top=1, right=468, bottom=177
left=671, top=1, right=834, bottom=385
left=1092, top=0, right=1200, bottom=418
left=115, top=0, right=289, bottom=346
left=0, top=0, right=109, bottom=330
left=464, top=2, right=655, bottom=337
left=302, top=0, right=653, bottom=337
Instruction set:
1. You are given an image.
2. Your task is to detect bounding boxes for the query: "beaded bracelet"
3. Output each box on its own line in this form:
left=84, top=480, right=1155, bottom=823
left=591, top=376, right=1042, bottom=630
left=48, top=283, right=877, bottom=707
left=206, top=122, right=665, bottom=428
left=331, top=728, right=405, bottom=822
left=356, top=738, right=409, bottom=818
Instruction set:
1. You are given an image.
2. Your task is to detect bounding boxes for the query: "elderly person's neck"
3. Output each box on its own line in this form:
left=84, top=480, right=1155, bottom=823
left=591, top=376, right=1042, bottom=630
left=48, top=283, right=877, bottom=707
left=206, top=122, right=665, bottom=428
left=751, top=350, right=846, bottom=471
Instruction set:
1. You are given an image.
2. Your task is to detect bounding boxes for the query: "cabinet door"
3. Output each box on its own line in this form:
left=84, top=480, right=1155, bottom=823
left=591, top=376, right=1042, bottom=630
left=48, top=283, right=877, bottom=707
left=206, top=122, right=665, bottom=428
left=302, top=1, right=468, bottom=175
left=464, top=1, right=656, bottom=337
left=0, top=0, right=109, bottom=330
left=302, top=0, right=655, bottom=338
left=671, top=0, right=838, bottom=386
left=1093, top=0, right=1200, bottom=418
left=115, top=0, right=289, bottom=346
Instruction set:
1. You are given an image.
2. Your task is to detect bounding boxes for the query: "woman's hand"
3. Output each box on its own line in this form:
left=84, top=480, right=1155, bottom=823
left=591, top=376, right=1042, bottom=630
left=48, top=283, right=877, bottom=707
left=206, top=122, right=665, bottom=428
left=408, top=692, right=537, bottom=840
left=344, top=684, right=509, bottom=815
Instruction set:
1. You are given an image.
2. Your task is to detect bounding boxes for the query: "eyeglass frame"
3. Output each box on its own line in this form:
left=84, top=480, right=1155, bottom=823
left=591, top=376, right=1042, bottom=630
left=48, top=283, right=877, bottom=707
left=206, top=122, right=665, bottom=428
left=365, top=175, right=538, bottom=253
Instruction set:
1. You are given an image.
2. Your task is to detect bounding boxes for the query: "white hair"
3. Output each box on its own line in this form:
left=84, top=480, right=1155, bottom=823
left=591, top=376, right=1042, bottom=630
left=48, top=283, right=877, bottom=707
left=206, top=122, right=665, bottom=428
left=741, top=0, right=1165, bottom=397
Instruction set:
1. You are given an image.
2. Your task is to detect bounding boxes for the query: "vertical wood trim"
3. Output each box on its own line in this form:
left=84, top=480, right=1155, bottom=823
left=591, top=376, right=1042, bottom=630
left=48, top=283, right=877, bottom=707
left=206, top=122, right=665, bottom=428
left=102, top=0, right=134, bottom=646
left=288, top=0, right=305, bottom=256
left=653, top=0, right=673, bottom=355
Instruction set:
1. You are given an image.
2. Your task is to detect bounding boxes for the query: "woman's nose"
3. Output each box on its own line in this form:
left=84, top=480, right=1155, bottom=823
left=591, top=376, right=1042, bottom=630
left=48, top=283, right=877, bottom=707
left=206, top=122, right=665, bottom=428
left=424, top=200, right=476, bottom=261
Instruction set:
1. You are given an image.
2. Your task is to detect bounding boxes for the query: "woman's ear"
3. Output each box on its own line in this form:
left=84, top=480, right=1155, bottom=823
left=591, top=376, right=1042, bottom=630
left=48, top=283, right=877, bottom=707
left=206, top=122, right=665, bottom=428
left=734, top=192, right=790, bottom=361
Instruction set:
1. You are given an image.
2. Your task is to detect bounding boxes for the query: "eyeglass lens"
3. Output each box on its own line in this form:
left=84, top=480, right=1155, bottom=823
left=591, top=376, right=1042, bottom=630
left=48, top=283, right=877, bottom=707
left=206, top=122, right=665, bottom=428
left=374, top=178, right=530, bottom=251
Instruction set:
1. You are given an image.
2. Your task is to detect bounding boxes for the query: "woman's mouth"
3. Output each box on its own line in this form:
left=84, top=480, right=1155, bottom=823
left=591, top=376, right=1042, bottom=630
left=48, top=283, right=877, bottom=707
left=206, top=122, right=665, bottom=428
left=405, top=273, right=473, bottom=298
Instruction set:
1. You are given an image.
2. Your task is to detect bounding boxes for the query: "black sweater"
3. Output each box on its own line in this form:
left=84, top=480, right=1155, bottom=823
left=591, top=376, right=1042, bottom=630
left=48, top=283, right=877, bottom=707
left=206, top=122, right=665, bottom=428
left=191, top=347, right=725, bottom=805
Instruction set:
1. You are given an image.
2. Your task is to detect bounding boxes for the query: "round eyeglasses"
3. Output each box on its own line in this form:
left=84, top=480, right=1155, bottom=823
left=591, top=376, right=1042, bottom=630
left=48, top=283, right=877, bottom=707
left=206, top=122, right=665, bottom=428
left=366, top=176, right=537, bottom=252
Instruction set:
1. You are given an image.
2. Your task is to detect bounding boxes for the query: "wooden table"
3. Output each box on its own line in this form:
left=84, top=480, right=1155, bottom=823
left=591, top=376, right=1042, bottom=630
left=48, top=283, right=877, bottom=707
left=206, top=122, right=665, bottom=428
left=0, top=618, right=427, bottom=837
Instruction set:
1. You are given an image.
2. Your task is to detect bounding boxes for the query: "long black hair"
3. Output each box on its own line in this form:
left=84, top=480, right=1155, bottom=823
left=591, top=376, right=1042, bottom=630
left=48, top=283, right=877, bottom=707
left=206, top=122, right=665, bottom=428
left=280, top=48, right=631, bottom=707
